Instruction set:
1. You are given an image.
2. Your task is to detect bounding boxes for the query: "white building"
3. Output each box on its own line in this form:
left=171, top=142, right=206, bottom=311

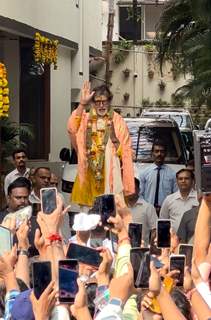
left=0, top=0, right=102, bottom=164
left=98, top=0, right=189, bottom=116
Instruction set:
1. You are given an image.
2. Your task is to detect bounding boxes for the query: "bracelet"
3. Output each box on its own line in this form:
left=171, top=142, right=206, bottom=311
left=47, top=233, right=62, bottom=243
left=17, top=249, right=29, bottom=257
left=118, top=237, right=130, bottom=245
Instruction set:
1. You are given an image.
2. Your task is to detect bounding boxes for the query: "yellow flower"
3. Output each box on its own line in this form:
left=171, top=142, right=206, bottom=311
left=3, top=88, right=9, bottom=95
left=3, top=96, right=9, bottom=104
left=2, top=79, right=8, bottom=87
left=3, top=105, right=9, bottom=112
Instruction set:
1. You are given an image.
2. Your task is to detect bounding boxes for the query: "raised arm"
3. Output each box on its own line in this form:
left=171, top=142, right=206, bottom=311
left=194, top=195, right=211, bottom=264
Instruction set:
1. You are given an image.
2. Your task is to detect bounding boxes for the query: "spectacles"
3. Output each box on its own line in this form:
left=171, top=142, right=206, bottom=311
left=94, top=99, right=109, bottom=106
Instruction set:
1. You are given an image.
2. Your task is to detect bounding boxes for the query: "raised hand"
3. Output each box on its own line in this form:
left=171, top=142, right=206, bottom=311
left=80, top=81, right=95, bottom=106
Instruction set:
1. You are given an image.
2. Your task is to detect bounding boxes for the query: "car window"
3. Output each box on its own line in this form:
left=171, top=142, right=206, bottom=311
left=127, top=122, right=185, bottom=164
left=143, top=113, right=192, bottom=129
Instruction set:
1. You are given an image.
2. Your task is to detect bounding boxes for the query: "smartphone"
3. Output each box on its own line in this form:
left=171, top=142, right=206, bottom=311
left=0, top=226, right=12, bottom=256
left=157, top=219, right=171, bottom=248
left=170, top=255, right=186, bottom=286
left=40, top=187, right=57, bottom=214
left=32, top=261, right=52, bottom=299
left=59, top=259, right=79, bottom=303
left=136, top=252, right=151, bottom=288
left=128, top=223, right=142, bottom=248
left=66, top=243, right=103, bottom=267
left=110, top=231, right=118, bottom=254
left=179, top=244, right=193, bottom=269
left=130, top=248, right=150, bottom=288
left=96, top=194, right=116, bottom=226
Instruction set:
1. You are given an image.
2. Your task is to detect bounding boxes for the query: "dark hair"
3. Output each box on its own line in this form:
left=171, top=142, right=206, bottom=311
left=176, top=168, right=195, bottom=180
left=170, top=288, right=192, bottom=320
left=152, top=139, right=167, bottom=152
left=86, top=283, right=97, bottom=317
left=92, top=84, right=113, bottom=102
left=12, top=148, right=27, bottom=159
left=7, top=177, right=31, bottom=195
left=34, top=167, right=51, bottom=176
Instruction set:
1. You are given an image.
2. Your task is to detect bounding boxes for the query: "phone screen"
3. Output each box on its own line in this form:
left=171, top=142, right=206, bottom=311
left=170, top=255, right=185, bottom=286
left=128, top=223, right=142, bottom=248
left=179, top=244, right=193, bottom=269
left=0, top=226, right=12, bottom=256
left=130, top=248, right=150, bottom=288
left=40, top=188, right=57, bottom=214
left=32, top=261, right=52, bottom=299
left=157, top=219, right=171, bottom=248
left=59, top=259, right=78, bottom=303
left=136, top=252, right=151, bottom=288
left=66, top=243, right=103, bottom=267
left=97, top=194, right=116, bottom=226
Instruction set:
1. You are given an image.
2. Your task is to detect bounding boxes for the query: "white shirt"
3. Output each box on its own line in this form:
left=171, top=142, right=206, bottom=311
left=29, top=189, right=40, bottom=204
left=128, top=198, right=158, bottom=245
left=160, top=189, right=198, bottom=232
left=4, top=168, right=30, bottom=196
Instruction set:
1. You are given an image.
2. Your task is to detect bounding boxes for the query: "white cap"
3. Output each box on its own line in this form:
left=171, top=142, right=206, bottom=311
left=72, top=212, right=101, bottom=231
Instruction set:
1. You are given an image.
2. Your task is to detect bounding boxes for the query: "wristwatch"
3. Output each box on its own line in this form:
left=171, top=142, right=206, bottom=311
left=109, top=298, right=123, bottom=308
left=17, top=249, right=29, bottom=257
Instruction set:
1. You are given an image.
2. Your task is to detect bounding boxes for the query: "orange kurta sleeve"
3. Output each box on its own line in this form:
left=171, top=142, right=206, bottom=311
left=113, top=113, right=135, bottom=195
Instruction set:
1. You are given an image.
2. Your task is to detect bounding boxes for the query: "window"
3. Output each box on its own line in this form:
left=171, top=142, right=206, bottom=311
left=119, top=6, right=142, bottom=40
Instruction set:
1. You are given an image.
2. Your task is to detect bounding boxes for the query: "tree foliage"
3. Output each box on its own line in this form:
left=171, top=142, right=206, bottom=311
left=156, top=0, right=211, bottom=105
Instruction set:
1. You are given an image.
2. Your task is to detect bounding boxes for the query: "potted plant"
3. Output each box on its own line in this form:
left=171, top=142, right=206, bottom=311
left=158, top=80, right=166, bottom=91
left=123, top=92, right=130, bottom=101
left=122, top=68, right=130, bottom=77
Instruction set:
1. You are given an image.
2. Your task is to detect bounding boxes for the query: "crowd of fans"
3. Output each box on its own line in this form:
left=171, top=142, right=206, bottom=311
left=0, top=145, right=210, bottom=320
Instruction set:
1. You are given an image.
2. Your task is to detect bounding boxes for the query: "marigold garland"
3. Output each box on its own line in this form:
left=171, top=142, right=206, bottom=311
left=33, top=32, right=59, bottom=70
left=0, top=63, right=10, bottom=118
left=86, top=107, right=113, bottom=188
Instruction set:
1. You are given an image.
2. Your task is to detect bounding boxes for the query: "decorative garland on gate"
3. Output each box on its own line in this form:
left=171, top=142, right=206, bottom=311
left=0, top=63, right=10, bottom=118
left=33, top=32, right=59, bottom=70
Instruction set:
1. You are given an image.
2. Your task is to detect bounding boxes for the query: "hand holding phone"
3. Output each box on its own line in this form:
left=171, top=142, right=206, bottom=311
left=40, top=187, right=57, bottom=214
left=170, top=255, right=186, bottom=286
left=59, top=259, right=78, bottom=303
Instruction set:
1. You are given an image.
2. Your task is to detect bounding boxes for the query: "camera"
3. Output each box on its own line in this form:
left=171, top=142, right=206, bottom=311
left=193, top=130, right=211, bottom=194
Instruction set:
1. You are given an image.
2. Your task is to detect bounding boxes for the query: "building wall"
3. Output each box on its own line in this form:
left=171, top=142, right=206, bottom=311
left=0, top=0, right=80, bottom=42
left=0, top=0, right=102, bottom=162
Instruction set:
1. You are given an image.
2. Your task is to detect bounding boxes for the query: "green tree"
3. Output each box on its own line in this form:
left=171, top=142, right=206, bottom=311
left=156, top=0, right=211, bottom=105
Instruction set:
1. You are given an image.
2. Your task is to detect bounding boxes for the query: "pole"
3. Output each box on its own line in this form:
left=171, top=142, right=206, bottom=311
left=105, top=0, right=114, bottom=85
left=133, top=0, right=138, bottom=45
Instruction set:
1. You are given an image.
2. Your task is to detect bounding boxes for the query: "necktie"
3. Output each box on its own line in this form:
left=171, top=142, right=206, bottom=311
left=154, top=166, right=161, bottom=208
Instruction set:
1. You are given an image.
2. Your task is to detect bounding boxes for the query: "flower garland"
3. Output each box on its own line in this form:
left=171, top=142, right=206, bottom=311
left=33, top=32, right=59, bottom=70
left=0, top=63, right=9, bottom=118
left=86, top=107, right=113, bottom=186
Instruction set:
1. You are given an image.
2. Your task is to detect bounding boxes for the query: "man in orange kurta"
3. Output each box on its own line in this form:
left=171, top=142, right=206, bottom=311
left=67, top=81, right=134, bottom=207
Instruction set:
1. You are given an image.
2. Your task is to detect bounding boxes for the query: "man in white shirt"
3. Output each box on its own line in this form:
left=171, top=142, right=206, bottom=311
left=4, top=149, right=30, bottom=196
left=160, top=168, right=198, bottom=233
left=125, top=178, right=158, bottom=246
